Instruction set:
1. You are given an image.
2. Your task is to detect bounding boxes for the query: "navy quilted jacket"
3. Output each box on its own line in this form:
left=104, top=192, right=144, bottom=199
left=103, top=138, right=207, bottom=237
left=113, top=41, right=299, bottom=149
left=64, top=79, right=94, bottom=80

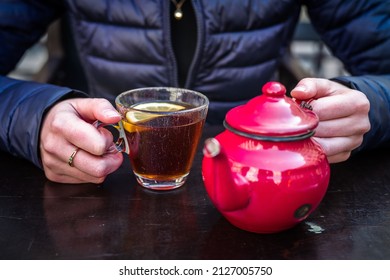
left=1, top=0, right=390, bottom=168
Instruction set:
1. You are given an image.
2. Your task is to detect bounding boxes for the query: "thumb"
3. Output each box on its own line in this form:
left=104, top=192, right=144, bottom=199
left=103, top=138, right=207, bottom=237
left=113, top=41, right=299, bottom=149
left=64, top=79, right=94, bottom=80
left=291, top=78, right=339, bottom=101
left=290, top=78, right=317, bottom=101
left=71, top=98, right=122, bottom=124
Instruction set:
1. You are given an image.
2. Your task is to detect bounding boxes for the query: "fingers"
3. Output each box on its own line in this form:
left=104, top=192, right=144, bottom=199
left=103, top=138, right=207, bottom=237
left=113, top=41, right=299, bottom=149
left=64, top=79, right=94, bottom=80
left=48, top=99, right=121, bottom=156
left=42, top=146, right=123, bottom=184
left=313, top=136, right=362, bottom=164
left=315, top=116, right=371, bottom=138
left=327, top=152, right=351, bottom=164
left=40, top=98, right=124, bottom=184
left=309, top=93, right=364, bottom=121
left=53, top=113, right=114, bottom=156
left=291, top=78, right=343, bottom=100
left=41, top=132, right=121, bottom=183
left=291, top=78, right=371, bottom=164
left=292, top=78, right=369, bottom=121
left=72, top=98, right=121, bottom=124
left=66, top=148, right=123, bottom=176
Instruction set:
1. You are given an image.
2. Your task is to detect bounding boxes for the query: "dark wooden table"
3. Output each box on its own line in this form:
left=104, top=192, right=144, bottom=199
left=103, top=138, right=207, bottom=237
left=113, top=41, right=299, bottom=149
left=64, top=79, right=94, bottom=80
left=1, top=125, right=390, bottom=260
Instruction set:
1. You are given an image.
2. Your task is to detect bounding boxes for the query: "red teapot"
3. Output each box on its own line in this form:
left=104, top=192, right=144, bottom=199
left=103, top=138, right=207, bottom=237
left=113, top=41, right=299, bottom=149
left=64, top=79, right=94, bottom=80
left=202, top=81, right=330, bottom=233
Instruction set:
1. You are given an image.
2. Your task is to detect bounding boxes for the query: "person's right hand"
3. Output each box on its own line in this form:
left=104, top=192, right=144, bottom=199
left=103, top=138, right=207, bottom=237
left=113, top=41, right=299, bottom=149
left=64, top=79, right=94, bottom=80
left=39, top=98, right=124, bottom=184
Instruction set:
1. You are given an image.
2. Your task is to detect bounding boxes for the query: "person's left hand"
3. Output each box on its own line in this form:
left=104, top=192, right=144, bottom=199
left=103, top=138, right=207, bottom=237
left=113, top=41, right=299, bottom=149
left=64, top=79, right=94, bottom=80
left=291, top=78, right=371, bottom=163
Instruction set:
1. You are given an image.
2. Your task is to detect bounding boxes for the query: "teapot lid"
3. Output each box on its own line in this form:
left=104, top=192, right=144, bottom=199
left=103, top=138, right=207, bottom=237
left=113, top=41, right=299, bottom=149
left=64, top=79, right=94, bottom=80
left=224, top=81, right=318, bottom=140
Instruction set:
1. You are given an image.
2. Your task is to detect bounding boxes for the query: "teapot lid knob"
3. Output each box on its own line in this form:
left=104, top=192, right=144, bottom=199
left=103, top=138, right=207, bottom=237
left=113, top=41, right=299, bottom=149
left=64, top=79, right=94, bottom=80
left=224, top=81, right=319, bottom=140
left=262, top=81, right=286, bottom=97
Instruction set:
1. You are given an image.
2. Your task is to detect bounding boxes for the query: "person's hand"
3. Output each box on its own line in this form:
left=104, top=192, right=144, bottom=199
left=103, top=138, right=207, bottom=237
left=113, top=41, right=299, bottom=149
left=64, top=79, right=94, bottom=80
left=40, top=98, right=124, bottom=184
left=291, top=78, right=371, bottom=163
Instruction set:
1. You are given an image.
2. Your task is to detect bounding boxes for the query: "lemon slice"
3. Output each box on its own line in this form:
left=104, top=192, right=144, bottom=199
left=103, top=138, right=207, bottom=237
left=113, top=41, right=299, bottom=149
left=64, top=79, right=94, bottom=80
left=123, top=102, right=186, bottom=133
left=125, top=111, right=158, bottom=124
left=126, top=102, right=186, bottom=124
left=133, top=102, right=186, bottom=113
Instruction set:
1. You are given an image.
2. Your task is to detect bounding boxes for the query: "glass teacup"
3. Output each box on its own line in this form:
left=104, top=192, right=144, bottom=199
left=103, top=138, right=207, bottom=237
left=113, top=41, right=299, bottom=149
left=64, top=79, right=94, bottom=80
left=100, top=87, right=209, bottom=191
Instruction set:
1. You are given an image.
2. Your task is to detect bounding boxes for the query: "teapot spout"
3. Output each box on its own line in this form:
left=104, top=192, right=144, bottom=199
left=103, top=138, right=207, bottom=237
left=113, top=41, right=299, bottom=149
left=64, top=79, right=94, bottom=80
left=202, top=138, right=251, bottom=212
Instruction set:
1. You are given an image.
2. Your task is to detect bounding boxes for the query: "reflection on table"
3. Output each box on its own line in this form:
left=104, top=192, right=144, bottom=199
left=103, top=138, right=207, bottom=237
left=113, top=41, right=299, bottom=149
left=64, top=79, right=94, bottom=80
left=0, top=125, right=390, bottom=259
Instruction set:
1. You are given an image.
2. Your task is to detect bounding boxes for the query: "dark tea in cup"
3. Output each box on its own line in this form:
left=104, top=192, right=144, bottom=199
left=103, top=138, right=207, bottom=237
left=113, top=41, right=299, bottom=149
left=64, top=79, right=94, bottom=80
left=114, top=87, right=209, bottom=190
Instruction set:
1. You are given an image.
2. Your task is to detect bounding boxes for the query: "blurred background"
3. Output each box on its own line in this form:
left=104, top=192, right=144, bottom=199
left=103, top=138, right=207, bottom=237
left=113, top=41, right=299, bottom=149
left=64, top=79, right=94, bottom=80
left=8, top=10, right=348, bottom=88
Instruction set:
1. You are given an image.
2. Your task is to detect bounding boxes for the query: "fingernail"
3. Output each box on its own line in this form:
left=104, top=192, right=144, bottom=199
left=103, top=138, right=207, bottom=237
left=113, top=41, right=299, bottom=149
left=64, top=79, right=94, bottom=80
left=103, top=109, right=121, bottom=118
left=294, top=85, right=307, bottom=92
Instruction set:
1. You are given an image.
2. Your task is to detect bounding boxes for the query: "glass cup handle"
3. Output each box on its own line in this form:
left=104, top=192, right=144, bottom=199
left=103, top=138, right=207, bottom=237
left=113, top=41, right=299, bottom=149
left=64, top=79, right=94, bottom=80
left=93, top=120, right=130, bottom=154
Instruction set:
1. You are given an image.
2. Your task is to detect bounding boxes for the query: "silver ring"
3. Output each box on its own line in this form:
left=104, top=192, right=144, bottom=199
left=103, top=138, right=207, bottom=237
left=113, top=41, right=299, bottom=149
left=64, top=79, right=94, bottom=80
left=68, top=148, right=79, bottom=167
left=299, top=98, right=314, bottom=111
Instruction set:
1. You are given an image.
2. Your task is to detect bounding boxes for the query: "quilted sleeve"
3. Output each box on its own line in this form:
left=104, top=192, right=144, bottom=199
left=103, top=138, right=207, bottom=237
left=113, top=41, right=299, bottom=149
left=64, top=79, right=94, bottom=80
left=305, top=0, right=390, bottom=76
left=0, top=76, right=87, bottom=168
left=305, top=0, right=390, bottom=152
left=332, top=75, right=390, bottom=153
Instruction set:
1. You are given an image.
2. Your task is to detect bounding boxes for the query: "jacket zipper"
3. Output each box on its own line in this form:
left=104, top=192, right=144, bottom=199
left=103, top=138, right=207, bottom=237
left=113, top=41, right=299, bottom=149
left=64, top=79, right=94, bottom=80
left=185, top=0, right=203, bottom=89
left=165, top=0, right=180, bottom=87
